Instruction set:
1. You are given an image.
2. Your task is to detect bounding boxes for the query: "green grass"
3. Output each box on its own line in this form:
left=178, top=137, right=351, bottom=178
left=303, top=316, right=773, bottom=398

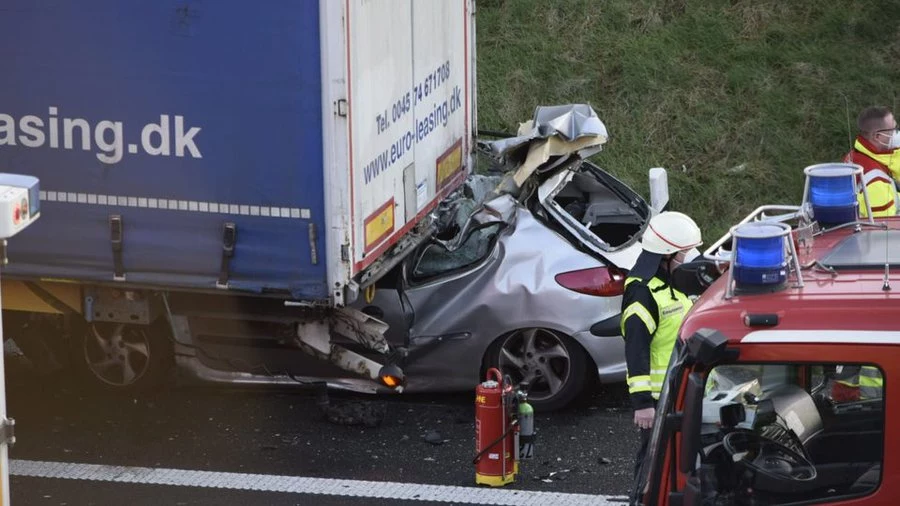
left=476, top=0, right=900, bottom=238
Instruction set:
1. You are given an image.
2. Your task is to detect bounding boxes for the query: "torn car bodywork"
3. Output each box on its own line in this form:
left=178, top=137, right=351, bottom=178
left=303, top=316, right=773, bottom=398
left=349, top=104, right=658, bottom=406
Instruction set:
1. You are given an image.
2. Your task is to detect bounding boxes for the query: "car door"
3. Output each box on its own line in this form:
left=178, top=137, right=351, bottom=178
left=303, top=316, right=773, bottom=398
left=355, top=195, right=515, bottom=348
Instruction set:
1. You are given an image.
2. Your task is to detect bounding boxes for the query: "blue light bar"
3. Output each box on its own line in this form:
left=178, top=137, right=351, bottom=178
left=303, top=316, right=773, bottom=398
left=804, top=164, right=857, bottom=226
left=731, top=222, right=789, bottom=287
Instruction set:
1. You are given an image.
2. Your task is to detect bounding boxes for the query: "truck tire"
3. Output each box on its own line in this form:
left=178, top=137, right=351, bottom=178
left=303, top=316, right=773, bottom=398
left=485, top=328, right=589, bottom=412
left=71, top=320, right=173, bottom=393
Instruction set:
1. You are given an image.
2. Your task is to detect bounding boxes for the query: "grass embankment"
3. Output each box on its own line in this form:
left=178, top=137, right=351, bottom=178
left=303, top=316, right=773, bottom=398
left=476, top=0, right=900, bottom=238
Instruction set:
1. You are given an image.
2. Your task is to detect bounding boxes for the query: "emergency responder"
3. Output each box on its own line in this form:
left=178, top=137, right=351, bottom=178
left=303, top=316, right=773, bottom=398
left=621, top=211, right=702, bottom=481
left=844, top=106, right=900, bottom=217
left=831, top=364, right=883, bottom=402
left=829, top=106, right=893, bottom=401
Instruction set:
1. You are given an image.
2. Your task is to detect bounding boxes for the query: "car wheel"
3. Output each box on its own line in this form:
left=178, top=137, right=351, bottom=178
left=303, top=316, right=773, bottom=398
left=72, top=321, right=173, bottom=392
left=487, top=328, right=588, bottom=411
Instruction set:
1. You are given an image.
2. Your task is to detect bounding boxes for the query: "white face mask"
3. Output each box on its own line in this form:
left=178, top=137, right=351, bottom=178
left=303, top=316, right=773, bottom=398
left=878, top=129, right=900, bottom=149
left=889, top=131, right=900, bottom=149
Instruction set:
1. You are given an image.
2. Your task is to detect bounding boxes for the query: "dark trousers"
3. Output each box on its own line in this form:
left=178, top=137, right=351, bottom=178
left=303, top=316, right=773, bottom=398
left=633, top=427, right=652, bottom=482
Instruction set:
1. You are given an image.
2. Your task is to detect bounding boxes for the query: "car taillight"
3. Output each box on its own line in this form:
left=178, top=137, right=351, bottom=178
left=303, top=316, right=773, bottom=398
left=555, top=266, right=626, bottom=297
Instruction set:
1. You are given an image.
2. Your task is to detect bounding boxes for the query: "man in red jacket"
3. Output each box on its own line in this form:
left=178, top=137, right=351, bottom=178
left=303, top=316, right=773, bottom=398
left=832, top=106, right=896, bottom=402
left=844, top=106, right=900, bottom=217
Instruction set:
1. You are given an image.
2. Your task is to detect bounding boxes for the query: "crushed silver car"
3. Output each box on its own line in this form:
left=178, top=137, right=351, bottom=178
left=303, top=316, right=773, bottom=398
left=353, top=104, right=670, bottom=410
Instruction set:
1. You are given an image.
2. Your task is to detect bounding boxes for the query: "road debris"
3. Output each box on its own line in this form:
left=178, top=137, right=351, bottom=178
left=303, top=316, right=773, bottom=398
left=316, top=387, right=386, bottom=427
left=424, top=430, right=444, bottom=445
left=534, top=468, right=572, bottom=483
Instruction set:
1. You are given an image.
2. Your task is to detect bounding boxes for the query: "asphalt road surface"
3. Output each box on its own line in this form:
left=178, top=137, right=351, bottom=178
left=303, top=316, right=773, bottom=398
left=5, top=358, right=639, bottom=506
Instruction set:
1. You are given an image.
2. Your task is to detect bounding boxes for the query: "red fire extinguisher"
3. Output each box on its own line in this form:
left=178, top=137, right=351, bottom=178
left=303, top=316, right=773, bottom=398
left=473, top=368, right=519, bottom=486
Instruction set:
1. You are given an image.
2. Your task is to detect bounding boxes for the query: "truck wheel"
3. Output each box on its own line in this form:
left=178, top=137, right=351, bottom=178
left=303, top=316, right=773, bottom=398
left=73, top=321, right=173, bottom=392
left=486, top=328, right=588, bottom=412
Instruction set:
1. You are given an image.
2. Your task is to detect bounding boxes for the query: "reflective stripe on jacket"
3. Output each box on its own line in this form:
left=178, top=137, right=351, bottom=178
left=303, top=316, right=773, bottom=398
left=846, top=138, right=900, bottom=217
left=858, top=168, right=897, bottom=217
left=835, top=365, right=883, bottom=400
left=859, top=366, right=884, bottom=399
left=621, top=276, right=692, bottom=400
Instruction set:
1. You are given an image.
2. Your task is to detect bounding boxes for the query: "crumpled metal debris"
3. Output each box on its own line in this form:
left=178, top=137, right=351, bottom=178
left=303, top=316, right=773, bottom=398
left=482, top=104, right=608, bottom=193
left=415, top=193, right=519, bottom=277
left=487, top=104, right=608, bottom=157
left=534, top=104, right=607, bottom=140
left=423, top=104, right=608, bottom=262
left=464, top=174, right=504, bottom=205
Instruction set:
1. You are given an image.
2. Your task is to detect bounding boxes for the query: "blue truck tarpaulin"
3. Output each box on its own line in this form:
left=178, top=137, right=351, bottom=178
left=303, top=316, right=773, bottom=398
left=0, top=0, right=329, bottom=299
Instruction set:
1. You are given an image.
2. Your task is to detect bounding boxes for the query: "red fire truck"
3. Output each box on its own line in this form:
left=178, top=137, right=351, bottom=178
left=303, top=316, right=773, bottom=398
left=635, top=163, right=900, bottom=505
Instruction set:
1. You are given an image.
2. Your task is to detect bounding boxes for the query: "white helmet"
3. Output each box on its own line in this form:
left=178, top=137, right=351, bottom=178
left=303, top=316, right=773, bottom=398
left=642, top=211, right=702, bottom=255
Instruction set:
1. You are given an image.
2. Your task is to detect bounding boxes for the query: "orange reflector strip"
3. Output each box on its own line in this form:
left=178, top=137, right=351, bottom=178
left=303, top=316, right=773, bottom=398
left=363, top=198, right=395, bottom=253
left=436, top=139, right=463, bottom=191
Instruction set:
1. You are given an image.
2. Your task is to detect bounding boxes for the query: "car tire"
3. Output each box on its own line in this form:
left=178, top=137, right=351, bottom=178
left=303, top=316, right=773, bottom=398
left=486, top=328, right=588, bottom=411
left=70, top=319, right=173, bottom=393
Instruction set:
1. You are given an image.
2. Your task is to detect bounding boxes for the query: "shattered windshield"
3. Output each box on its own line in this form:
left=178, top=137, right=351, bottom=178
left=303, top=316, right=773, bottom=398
left=411, top=223, right=504, bottom=280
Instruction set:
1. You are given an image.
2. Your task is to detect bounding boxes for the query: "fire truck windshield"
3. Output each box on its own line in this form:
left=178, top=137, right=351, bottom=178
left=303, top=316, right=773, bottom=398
left=682, top=362, right=883, bottom=505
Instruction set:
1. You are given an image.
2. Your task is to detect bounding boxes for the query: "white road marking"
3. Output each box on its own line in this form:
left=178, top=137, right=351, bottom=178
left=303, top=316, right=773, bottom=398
left=11, top=459, right=628, bottom=505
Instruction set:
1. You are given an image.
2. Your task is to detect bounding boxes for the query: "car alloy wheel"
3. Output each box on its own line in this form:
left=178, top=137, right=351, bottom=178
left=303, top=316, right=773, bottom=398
left=494, top=328, right=587, bottom=411
left=77, top=321, right=173, bottom=392
left=83, top=323, right=152, bottom=387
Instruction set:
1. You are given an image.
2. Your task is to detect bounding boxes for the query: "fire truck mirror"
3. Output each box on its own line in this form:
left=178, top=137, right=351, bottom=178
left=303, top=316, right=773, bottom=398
left=686, top=328, right=733, bottom=366
left=679, top=372, right=705, bottom=474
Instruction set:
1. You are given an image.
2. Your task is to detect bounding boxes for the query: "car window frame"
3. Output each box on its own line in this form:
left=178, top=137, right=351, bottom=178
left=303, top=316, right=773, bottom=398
left=403, top=220, right=508, bottom=287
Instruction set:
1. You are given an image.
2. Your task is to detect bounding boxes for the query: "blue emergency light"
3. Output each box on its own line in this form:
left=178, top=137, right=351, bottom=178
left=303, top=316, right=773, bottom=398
left=804, top=164, right=858, bottom=226
left=731, top=222, right=790, bottom=287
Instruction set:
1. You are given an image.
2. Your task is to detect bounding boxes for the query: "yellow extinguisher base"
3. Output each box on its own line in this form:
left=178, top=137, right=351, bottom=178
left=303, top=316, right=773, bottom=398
left=475, top=463, right=518, bottom=486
